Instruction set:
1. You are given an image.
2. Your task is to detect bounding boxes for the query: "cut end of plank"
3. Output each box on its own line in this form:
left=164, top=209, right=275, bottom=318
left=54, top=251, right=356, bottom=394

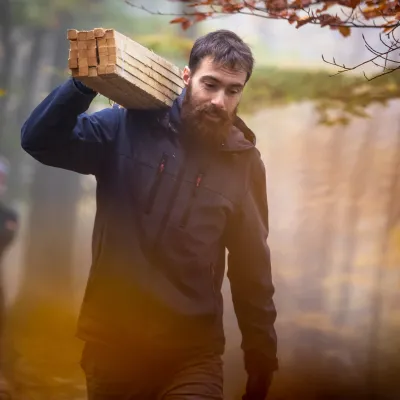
left=69, top=40, right=78, bottom=50
left=106, top=64, right=117, bottom=74
left=79, top=66, right=89, bottom=76
left=67, top=29, right=78, bottom=40
left=94, top=28, right=106, bottom=38
left=68, top=58, right=78, bottom=69
left=88, top=67, right=98, bottom=77
left=97, top=65, right=107, bottom=75
left=88, top=57, right=97, bottom=67
left=105, top=29, right=115, bottom=39
left=87, top=30, right=95, bottom=40
left=77, top=31, right=88, bottom=41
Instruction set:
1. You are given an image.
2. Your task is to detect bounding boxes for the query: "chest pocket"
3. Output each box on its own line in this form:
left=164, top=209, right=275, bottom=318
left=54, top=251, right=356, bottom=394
left=144, top=152, right=168, bottom=215
left=179, top=171, right=204, bottom=228
left=169, top=163, right=237, bottom=234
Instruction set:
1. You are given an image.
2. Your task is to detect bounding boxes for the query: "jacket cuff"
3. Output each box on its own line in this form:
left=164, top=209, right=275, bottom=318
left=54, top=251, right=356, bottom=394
left=72, top=78, right=97, bottom=95
left=244, top=349, right=279, bottom=375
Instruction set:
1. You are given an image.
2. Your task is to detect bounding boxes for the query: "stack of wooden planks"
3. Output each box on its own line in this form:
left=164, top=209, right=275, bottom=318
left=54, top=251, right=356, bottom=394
left=67, top=28, right=184, bottom=109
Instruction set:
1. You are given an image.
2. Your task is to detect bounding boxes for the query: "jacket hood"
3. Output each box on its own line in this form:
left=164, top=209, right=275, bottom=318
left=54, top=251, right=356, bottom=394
left=163, top=88, right=256, bottom=153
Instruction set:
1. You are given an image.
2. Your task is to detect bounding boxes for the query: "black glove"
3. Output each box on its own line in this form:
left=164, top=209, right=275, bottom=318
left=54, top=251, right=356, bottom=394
left=242, top=350, right=277, bottom=400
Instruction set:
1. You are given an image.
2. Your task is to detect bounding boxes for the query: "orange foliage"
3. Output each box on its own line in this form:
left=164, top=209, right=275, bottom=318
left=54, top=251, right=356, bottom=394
left=169, top=0, right=400, bottom=37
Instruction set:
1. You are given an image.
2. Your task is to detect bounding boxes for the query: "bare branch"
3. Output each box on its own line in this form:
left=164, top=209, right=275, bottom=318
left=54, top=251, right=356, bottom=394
left=364, top=66, right=400, bottom=81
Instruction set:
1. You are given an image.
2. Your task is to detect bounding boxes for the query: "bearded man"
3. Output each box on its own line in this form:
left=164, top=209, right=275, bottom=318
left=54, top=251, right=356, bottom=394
left=21, top=29, right=278, bottom=400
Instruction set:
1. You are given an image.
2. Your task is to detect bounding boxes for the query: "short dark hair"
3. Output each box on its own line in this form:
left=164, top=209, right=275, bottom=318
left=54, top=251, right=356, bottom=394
left=188, top=29, right=254, bottom=82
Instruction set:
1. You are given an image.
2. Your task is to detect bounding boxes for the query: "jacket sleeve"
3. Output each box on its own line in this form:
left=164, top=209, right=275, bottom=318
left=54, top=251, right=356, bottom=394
left=226, top=153, right=278, bottom=373
left=21, top=78, right=121, bottom=175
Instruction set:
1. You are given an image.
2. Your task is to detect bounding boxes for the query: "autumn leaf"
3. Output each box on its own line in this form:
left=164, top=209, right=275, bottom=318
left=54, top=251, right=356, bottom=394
left=266, top=0, right=289, bottom=11
left=195, top=12, right=208, bottom=22
left=296, top=16, right=313, bottom=28
left=170, top=16, right=194, bottom=30
left=222, top=3, right=245, bottom=13
left=383, top=19, right=397, bottom=32
left=245, top=0, right=257, bottom=7
left=338, top=26, right=351, bottom=37
left=317, top=2, right=335, bottom=12
left=182, top=19, right=193, bottom=30
left=345, top=0, right=362, bottom=8
left=170, top=17, right=190, bottom=24
left=288, top=13, right=299, bottom=24
left=319, top=14, right=342, bottom=27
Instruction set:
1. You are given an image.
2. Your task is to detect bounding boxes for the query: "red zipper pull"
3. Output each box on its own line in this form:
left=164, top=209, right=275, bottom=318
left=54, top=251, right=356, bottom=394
left=196, top=173, right=203, bottom=188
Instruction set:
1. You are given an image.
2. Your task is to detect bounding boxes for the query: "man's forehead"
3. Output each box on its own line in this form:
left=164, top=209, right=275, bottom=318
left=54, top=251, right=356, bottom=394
left=195, top=56, right=247, bottom=85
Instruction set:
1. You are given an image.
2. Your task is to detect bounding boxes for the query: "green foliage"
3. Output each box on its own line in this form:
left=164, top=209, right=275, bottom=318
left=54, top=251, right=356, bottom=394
left=240, top=67, right=400, bottom=124
left=11, top=0, right=90, bottom=28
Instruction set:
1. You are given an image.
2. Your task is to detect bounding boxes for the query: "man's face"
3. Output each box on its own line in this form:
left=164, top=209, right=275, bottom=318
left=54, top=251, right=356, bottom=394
left=181, top=56, right=247, bottom=147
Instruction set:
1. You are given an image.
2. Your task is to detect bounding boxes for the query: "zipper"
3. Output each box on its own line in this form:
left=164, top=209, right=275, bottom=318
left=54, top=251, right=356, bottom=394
left=210, top=263, right=216, bottom=295
left=153, top=153, right=188, bottom=247
left=145, top=153, right=168, bottom=215
left=210, top=262, right=217, bottom=314
left=179, top=172, right=203, bottom=228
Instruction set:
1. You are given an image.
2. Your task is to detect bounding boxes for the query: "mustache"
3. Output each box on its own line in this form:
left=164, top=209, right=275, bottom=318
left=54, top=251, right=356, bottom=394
left=194, top=103, right=231, bottom=121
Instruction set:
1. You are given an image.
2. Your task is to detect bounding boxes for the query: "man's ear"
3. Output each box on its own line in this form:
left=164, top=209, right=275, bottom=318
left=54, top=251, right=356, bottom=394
left=183, top=66, right=191, bottom=87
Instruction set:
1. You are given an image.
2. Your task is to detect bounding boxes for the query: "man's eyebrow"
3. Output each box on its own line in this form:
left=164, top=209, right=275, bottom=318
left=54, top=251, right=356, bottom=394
left=201, top=75, right=244, bottom=88
left=201, top=75, right=221, bottom=83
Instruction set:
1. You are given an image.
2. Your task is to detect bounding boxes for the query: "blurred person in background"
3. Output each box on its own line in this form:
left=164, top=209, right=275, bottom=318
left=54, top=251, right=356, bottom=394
left=21, top=30, right=277, bottom=400
left=0, top=157, right=18, bottom=399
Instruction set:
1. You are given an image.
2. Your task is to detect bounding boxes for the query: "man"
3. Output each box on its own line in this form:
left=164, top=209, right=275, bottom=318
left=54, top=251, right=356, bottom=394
left=0, top=157, right=18, bottom=399
left=21, top=29, right=278, bottom=399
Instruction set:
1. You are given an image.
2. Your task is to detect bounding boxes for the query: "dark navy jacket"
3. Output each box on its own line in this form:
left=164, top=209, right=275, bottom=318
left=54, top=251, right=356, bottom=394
left=21, top=78, right=277, bottom=369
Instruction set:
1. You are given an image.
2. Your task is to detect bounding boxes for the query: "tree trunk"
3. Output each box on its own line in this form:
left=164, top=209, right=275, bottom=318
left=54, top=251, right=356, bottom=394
left=334, top=121, right=376, bottom=327
left=0, top=0, right=15, bottom=148
left=3, top=28, right=47, bottom=202
left=22, top=11, right=80, bottom=300
left=5, top=12, right=85, bottom=400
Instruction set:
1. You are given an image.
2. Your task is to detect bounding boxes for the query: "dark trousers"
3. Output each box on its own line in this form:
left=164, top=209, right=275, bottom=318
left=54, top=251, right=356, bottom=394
left=81, top=342, right=224, bottom=400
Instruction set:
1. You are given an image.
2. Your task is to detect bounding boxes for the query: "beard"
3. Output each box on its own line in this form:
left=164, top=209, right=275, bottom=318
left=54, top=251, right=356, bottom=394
left=180, top=83, right=237, bottom=149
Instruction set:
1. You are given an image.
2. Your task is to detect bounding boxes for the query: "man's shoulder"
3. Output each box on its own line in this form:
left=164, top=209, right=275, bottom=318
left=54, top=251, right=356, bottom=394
left=124, top=107, right=171, bottom=134
left=240, top=147, right=267, bottom=186
left=239, top=146, right=264, bottom=169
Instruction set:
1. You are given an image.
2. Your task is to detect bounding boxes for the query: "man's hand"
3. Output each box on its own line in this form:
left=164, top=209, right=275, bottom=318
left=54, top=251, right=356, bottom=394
left=242, top=350, right=276, bottom=400
left=242, top=371, right=273, bottom=400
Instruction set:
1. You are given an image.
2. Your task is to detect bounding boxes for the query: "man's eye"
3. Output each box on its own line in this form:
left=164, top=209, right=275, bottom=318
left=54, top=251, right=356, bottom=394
left=205, top=83, right=215, bottom=88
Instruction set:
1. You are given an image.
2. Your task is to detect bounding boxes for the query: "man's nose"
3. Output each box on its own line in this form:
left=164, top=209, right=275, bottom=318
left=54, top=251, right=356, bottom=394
left=211, top=91, right=226, bottom=110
